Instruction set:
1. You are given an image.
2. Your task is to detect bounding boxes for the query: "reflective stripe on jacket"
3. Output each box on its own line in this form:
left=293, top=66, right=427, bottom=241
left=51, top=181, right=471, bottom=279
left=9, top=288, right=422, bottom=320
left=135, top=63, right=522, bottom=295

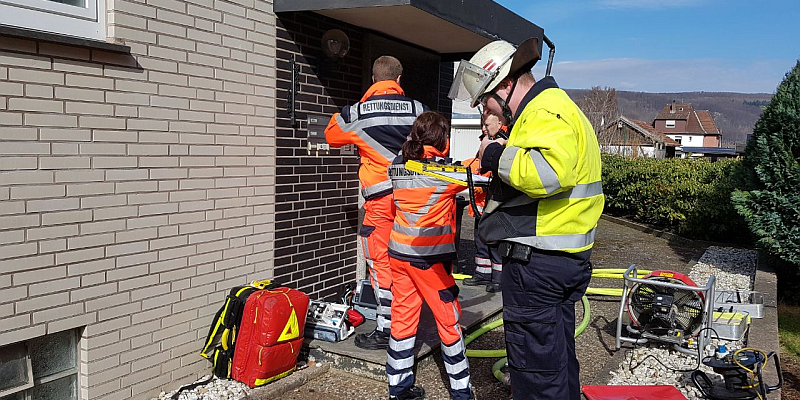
left=325, top=80, right=427, bottom=200
left=388, top=146, right=464, bottom=263
left=483, top=77, right=604, bottom=253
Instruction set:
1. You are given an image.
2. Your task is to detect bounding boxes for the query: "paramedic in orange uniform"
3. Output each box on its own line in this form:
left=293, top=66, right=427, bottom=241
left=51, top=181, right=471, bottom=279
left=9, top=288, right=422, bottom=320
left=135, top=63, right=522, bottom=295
left=386, top=112, right=473, bottom=400
left=325, top=56, right=427, bottom=350
left=463, top=112, right=508, bottom=292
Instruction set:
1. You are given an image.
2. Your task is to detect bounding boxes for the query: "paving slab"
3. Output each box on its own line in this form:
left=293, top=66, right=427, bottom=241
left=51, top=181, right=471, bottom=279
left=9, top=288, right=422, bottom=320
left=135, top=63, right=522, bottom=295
left=306, top=281, right=502, bottom=381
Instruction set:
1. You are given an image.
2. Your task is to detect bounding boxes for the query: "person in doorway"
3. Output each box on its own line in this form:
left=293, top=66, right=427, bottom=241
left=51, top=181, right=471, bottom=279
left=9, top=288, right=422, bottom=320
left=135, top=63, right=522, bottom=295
left=325, top=56, right=428, bottom=350
left=386, top=111, right=473, bottom=400
left=463, top=112, right=507, bottom=292
left=451, top=37, right=604, bottom=400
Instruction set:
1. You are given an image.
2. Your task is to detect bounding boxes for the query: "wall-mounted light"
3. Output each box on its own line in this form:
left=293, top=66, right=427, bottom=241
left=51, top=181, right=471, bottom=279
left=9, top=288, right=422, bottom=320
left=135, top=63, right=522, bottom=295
left=321, top=29, right=350, bottom=60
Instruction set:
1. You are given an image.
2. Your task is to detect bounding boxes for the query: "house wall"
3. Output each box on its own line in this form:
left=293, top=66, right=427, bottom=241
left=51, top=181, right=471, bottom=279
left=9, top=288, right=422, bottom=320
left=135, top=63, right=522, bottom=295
left=703, top=135, right=721, bottom=147
left=654, top=119, right=687, bottom=133
left=271, top=12, right=454, bottom=300
left=665, top=133, right=704, bottom=147
left=0, top=1, right=277, bottom=399
left=600, top=145, right=662, bottom=158
left=272, top=11, right=363, bottom=300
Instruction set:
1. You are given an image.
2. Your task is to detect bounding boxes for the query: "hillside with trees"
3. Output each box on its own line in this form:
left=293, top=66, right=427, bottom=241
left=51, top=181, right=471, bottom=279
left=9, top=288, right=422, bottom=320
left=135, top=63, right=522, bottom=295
left=567, top=89, right=773, bottom=144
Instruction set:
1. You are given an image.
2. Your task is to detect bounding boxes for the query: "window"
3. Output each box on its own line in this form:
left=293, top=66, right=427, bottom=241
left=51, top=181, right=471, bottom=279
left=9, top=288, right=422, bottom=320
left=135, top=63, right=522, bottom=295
left=665, top=120, right=676, bottom=128
left=0, top=330, right=79, bottom=400
left=674, top=136, right=682, bottom=144
left=0, top=0, right=105, bottom=41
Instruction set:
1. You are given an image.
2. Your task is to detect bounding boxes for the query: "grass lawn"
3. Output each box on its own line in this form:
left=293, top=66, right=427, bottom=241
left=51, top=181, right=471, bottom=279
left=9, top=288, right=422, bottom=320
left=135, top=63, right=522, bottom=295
left=780, top=304, right=800, bottom=356
left=779, top=303, right=800, bottom=399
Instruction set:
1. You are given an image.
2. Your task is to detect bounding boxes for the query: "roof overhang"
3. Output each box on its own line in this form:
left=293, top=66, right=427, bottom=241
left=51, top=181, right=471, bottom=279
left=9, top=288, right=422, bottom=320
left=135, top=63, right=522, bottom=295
left=274, top=0, right=544, bottom=54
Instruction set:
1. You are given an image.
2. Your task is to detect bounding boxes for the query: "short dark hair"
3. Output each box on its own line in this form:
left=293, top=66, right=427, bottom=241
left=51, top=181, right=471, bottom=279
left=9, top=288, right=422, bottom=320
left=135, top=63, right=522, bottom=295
left=372, top=56, right=403, bottom=82
left=402, top=111, right=450, bottom=161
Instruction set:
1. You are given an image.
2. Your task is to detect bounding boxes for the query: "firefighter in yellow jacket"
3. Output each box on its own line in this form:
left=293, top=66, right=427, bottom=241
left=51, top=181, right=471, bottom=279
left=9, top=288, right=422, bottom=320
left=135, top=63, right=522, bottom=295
left=450, top=38, right=604, bottom=400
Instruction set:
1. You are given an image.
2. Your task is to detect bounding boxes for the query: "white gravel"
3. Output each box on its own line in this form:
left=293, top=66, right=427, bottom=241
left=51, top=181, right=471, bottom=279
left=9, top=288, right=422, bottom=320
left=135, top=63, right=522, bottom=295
left=151, top=375, right=249, bottom=400
left=607, top=246, right=759, bottom=399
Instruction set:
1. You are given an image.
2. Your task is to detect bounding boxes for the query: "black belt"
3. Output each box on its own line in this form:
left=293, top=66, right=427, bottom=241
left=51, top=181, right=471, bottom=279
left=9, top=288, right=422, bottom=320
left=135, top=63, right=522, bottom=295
left=497, top=241, right=533, bottom=263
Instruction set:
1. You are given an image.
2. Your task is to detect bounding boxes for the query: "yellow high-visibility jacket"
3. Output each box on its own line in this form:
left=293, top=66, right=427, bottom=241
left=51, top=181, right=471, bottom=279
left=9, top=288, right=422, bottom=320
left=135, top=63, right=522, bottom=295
left=481, top=78, right=604, bottom=253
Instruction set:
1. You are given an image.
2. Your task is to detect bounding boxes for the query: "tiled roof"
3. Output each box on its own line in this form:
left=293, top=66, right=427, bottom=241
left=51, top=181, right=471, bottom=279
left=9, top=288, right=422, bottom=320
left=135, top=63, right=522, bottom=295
left=655, top=103, right=693, bottom=120
left=601, top=116, right=680, bottom=147
left=653, top=103, right=721, bottom=136
left=630, top=118, right=680, bottom=146
left=695, top=110, right=720, bottom=134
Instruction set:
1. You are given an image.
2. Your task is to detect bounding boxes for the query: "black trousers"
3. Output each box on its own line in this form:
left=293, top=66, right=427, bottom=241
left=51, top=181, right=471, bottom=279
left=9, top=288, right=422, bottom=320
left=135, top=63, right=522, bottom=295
left=501, top=246, right=592, bottom=400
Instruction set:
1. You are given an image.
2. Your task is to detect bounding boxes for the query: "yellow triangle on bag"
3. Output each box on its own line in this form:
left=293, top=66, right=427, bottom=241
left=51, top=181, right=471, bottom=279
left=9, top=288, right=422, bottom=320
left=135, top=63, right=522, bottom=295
left=278, top=309, right=299, bottom=341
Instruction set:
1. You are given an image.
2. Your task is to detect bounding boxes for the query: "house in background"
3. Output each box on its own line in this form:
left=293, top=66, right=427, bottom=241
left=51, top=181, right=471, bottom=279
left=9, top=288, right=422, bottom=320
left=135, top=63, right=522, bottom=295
left=652, top=102, right=723, bottom=157
left=598, top=116, right=679, bottom=158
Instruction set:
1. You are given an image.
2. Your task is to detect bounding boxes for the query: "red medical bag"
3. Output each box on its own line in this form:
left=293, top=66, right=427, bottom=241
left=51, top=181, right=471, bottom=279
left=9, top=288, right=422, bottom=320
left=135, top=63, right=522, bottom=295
left=231, top=287, right=309, bottom=387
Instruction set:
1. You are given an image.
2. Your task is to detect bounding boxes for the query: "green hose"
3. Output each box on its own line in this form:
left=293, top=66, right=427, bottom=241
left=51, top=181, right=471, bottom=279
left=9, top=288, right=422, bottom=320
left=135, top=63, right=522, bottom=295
left=463, top=267, right=638, bottom=383
left=465, top=295, right=592, bottom=383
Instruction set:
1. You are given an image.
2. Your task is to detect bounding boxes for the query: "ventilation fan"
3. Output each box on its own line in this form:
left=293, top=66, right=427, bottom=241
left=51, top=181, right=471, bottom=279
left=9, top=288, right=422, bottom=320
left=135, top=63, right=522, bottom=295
left=616, top=266, right=715, bottom=355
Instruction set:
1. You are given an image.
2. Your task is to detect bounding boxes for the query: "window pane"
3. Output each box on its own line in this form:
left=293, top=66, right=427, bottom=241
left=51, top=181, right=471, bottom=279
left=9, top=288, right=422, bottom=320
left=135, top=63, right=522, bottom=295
left=0, top=391, right=25, bottom=400
left=0, top=343, right=30, bottom=392
left=29, top=331, right=76, bottom=379
left=31, top=374, right=77, bottom=400
left=47, top=0, right=86, bottom=7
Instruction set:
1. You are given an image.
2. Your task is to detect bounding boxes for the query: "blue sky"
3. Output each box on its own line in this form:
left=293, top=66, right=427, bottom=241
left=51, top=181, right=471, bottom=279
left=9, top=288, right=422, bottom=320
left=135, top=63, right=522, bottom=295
left=496, top=0, right=800, bottom=93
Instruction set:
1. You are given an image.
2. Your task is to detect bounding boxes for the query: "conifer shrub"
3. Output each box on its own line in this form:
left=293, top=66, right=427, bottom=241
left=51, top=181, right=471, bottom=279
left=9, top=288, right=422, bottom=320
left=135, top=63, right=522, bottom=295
left=732, top=61, right=800, bottom=266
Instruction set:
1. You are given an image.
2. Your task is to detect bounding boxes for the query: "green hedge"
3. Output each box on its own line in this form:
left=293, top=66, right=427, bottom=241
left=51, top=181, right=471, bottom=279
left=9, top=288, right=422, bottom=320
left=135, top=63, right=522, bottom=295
left=602, top=154, right=749, bottom=243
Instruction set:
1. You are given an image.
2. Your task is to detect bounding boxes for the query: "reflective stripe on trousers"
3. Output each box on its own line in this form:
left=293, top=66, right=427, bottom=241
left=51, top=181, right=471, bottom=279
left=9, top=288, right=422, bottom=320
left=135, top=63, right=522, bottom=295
left=389, top=258, right=472, bottom=400
left=363, top=194, right=395, bottom=333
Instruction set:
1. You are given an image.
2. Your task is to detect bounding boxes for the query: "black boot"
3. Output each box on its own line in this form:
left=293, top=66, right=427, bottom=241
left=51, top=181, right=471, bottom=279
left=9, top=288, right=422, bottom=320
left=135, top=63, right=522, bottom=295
left=463, top=276, right=491, bottom=286
left=485, top=283, right=501, bottom=293
left=390, top=385, right=425, bottom=400
left=354, top=329, right=389, bottom=350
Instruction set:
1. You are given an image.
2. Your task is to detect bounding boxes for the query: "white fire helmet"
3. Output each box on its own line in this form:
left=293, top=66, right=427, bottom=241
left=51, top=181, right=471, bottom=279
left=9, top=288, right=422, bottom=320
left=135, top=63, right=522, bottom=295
left=448, top=40, right=516, bottom=108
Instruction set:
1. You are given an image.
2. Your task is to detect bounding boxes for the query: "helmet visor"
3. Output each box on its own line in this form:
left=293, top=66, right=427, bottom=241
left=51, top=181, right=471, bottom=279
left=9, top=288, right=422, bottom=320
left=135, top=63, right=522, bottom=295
left=448, top=60, right=496, bottom=107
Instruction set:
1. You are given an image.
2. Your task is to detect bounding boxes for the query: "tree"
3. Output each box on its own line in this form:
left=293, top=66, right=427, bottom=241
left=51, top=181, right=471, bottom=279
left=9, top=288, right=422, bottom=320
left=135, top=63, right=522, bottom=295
left=732, top=61, right=800, bottom=266
left=576, top=86, right=620, bottom=146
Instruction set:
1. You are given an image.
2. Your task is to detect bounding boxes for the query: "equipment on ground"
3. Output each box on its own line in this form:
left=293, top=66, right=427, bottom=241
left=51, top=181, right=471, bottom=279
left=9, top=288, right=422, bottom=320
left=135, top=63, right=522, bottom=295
left=714, top=290, right=764, bottom=319
left=200, top=279, right=275, bottom=379
left=304, top=300, right=354, bottom=342
left=353, top=278, right=378, bottom=321
left=692, top=348, right=783, bottom=400
left=616, top=265, right=716, bottom=355
left=711, top=309, right=751, bottom=341
left=231, top=286, right=310, bottom=387
left=582, top=385, right=688, bottom=400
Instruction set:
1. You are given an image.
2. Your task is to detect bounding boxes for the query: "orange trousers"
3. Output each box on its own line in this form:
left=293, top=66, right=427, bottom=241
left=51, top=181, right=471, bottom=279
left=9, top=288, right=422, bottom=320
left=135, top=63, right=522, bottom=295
left=387, top=258, right=472, bottom=400
left=361, top=194, right=395, bottom=333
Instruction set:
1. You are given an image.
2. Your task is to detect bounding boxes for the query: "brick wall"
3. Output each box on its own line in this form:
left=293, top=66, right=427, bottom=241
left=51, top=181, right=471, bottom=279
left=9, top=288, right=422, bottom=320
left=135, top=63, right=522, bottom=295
left=272, top=12, right=363, bottom=301
left=271, top=13, right=456, bottom=301
left=0, top=1, right=277, bottom=399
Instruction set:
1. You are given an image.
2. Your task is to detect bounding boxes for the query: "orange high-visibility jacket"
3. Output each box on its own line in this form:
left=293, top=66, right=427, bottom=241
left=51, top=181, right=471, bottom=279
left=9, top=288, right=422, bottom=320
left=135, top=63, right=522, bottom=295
left=387, top=146, right=464, bottom=263
left=325, top=80, right=427, bottom=200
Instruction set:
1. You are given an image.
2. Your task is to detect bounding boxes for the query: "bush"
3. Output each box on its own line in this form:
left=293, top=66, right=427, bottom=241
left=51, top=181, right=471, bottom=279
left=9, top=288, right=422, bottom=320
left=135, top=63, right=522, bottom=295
left=732, top=61, right=800, bottom=267
left=602, top=154, right=749, bottom=243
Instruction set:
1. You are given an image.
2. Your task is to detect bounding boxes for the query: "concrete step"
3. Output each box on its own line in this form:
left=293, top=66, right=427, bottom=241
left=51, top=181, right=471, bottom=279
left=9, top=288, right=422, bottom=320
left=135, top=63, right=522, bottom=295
left=305, top=280, right=503, bottom=381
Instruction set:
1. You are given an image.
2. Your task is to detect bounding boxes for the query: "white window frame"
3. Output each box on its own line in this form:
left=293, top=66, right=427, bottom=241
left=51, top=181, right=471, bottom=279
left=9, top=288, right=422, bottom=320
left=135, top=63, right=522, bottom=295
left=0, top=0, right=105, bottom=41
left=0, top=329, right=81, bottom=400
left=0, top=342, right=34, bottom=398
left=665, top=120, right=676, bottom=128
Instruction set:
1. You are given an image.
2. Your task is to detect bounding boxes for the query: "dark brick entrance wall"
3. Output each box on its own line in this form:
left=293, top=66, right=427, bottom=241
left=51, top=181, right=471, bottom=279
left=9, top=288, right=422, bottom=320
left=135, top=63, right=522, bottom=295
left=274, top=12, right=363, bottom=300
left=274, top=11, right=454, bottom=300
